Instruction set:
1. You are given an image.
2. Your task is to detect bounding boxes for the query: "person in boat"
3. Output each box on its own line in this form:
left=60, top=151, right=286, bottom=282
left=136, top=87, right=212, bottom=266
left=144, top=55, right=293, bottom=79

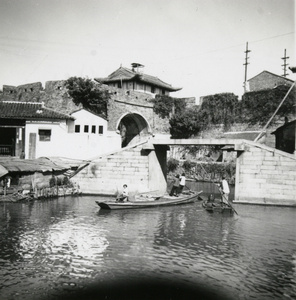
left=179, top=173, right=186, bottom=194
left=220, top=175, right=230, bottom=204
left=169, top=174, right=180, bottom=197
left=116, top=184, right=129, bottom=202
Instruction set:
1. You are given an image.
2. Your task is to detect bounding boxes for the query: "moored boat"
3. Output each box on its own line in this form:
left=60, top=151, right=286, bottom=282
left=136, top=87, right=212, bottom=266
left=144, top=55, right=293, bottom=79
left=96, top=190, right=202, bottom=210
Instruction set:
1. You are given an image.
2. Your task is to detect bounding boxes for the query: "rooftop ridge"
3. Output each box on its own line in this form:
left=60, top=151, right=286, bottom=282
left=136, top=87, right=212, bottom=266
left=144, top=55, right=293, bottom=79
left=2, top=100, right=44, bottom=106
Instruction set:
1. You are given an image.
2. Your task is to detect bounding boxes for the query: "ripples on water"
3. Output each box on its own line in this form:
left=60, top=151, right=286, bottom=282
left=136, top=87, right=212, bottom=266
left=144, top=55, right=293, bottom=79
left=0, top=193, right=295, bottom=300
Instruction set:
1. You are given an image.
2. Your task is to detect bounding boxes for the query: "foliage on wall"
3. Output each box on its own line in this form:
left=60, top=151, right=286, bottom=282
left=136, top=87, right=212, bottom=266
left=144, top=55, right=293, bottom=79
left=170, top=93, right=238, bottom=138
left=167, top=158, right=236, bottom=184
left=169, top=86, right=295, bottom=138
left=153, top=95, right=186, bottom=119
left=200, top=93, right=239, bottom=127
left=167, top=158, right=179, bottom=172
left=65, top=77, right=110, bottom=117
left=169, top=106, right=201, bottom=138
left=239, top=85, right=295, bottom=125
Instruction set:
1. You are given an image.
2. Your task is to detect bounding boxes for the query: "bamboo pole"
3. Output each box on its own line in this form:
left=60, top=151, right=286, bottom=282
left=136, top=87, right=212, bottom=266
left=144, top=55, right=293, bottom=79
left=254, top=81, right=296, bottom=142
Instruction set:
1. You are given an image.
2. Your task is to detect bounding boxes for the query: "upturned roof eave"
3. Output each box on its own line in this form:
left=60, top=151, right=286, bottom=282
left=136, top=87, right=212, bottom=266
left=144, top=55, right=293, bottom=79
left=95, top=76, right=182, bottom=92
left=95, top=66, right=182, bottom=92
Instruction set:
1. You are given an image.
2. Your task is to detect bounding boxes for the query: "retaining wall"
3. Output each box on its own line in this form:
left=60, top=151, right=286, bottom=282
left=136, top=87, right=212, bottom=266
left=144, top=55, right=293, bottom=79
left=73, top=141, right=167, bottom=198
left=235, top=141, right=296, bottom=206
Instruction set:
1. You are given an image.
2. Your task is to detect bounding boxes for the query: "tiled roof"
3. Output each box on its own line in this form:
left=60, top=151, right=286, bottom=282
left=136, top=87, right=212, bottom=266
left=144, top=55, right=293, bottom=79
left=95, top=66, right=182, bottom=92
left=0, top=101, right=73, bottom=120
left=248, top=70, right=294, bottom=83
left=70, top=107, right=107, bottom=120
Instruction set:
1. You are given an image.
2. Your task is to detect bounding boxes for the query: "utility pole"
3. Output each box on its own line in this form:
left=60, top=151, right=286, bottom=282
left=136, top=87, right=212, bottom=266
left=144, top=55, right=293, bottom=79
left=243, top=42, right=251, bottom=93
left=281, top=49, right=289, bottom=77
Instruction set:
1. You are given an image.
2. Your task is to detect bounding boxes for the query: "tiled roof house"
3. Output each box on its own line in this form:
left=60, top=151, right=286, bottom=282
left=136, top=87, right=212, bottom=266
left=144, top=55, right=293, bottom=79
left=247, top=70, right=294, bottom=92
left=0, top=101, right=120, bottom=160
left=95, top=64, right=181, bottom=96
left=0, top=101, right=73, bottom=158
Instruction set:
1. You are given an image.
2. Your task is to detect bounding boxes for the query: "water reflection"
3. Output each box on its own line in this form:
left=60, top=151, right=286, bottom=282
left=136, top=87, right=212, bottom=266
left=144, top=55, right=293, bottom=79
left=0, top=191, right=295, bottom=300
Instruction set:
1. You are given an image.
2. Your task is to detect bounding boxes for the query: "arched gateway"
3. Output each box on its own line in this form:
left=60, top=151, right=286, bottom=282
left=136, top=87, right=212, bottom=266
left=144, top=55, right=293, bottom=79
left=116, top=112, right=152, bottom=147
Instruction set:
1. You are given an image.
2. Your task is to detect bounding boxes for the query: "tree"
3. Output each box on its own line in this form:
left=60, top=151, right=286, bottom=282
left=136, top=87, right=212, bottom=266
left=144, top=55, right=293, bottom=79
left=169, top=106, right=201, bottom=138
left=169, top=93, right=239, bottom=138
left=65, top=77, right=110, bottom=117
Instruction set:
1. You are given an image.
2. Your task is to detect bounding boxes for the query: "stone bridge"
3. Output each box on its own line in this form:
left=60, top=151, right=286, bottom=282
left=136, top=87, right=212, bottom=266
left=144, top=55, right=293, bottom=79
left=73, top=137, right=296, bottom=206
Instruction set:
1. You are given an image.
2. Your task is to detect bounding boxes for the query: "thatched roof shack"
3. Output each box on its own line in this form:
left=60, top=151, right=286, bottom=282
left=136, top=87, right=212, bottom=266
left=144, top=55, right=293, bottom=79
left=0, top=157, right=85, bottom=193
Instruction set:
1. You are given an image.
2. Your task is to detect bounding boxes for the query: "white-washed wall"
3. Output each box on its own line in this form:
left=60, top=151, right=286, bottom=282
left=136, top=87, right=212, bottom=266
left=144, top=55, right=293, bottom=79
left=25, top=121, right=121, bottom=159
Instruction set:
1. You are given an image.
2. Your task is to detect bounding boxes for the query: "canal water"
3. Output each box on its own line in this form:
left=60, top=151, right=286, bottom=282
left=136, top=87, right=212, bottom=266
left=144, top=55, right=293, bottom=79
left=0, top=183, right=295, bottom=300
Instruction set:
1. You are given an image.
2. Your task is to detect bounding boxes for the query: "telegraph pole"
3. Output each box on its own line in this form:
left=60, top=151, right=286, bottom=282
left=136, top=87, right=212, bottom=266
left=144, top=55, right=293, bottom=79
left=281, top=49, right=289, bottom=77
left=243, top=42, right=251, bottom=93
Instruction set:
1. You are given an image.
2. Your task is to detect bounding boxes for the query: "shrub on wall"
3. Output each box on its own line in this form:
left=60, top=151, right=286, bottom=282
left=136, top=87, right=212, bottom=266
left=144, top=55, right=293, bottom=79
left=200, top=93, right=239, bottom=128
left=183, top=159, right=192, bottom=171
left=153, top=95, right=186, bottom=119
left=169, top=93, right=238, bottom=138
left=239, top=85, right=295, bottom=125
left=167, top=158, right=179, bottom=172
left=193, top=162, right=236, bottom=183
left=169, top=86, right=295, bottom=138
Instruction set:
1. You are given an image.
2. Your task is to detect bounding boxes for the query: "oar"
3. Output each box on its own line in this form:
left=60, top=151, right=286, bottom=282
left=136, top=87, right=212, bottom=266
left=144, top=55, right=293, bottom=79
left=218, top=187, right=238, bottom=215
left=198, top=162, right=238, bottom=215
left=184, top=185, right=196, bottom=195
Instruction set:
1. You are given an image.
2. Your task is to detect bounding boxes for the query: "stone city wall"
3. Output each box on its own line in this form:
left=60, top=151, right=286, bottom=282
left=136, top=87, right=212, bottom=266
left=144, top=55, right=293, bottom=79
left=1, top=82, right=43, bottom=102
left=42, top=80, right=80, bottom=114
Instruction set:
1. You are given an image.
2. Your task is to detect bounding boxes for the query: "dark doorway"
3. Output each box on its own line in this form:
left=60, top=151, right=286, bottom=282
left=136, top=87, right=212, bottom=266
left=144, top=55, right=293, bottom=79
left=117, top=113, right=150, bottom=147
left=0, top=127, right=16, bottom=156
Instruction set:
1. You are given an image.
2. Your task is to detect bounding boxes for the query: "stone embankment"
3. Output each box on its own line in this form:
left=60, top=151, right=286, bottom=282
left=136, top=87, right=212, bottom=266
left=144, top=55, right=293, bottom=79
left=234, top=140, right=296, bottom=206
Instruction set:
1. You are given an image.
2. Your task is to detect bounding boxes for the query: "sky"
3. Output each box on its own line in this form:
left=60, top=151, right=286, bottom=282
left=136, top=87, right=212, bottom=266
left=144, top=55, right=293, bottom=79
left=0, top=0, right=295, bottom=102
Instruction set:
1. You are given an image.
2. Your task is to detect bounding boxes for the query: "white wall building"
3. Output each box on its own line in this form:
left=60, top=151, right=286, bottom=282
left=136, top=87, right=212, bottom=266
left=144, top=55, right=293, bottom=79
left=0, top=102, right=121, bottom=160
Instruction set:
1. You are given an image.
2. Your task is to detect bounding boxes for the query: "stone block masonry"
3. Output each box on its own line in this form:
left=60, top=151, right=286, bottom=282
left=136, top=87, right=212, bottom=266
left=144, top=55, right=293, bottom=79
left=235, top=141, right=296, bottom=206
left=73, top=140, right=167, bottom=197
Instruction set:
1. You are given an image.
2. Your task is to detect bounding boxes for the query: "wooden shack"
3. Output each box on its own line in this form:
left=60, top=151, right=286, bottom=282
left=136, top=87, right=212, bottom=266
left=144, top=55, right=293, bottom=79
left=271, top=119, right=296, bottom=154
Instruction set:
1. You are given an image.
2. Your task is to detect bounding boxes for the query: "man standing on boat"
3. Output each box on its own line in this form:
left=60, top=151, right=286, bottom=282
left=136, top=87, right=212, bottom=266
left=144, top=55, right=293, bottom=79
left=169, top=174, right=180, bottom=197
left=220, top=176, right=230, bottom=204
left=179, top=173, right=186, bottom=194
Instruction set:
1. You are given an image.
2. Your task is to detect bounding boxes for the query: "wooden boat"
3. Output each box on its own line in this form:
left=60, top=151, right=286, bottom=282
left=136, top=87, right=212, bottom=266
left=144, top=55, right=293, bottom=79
left=96, top=190, right=203, bottom=210
left=202, top=198, right=234, bottom=214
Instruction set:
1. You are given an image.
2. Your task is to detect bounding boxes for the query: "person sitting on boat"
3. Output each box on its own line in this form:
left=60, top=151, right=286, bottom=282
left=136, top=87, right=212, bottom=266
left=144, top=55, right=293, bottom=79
left=220, top=176, right=230, bottom=205
left=179, top=173, right=186, bottom=194
left=116, top=184, right=129, bottom=202
left=169, top=174, right=180, bottom=197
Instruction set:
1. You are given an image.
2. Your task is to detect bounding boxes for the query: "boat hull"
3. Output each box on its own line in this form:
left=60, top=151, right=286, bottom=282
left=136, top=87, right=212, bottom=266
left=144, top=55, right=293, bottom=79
left=202, top=200, right=234, bottom=214
left=96, top=191, right=202, bottom=210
